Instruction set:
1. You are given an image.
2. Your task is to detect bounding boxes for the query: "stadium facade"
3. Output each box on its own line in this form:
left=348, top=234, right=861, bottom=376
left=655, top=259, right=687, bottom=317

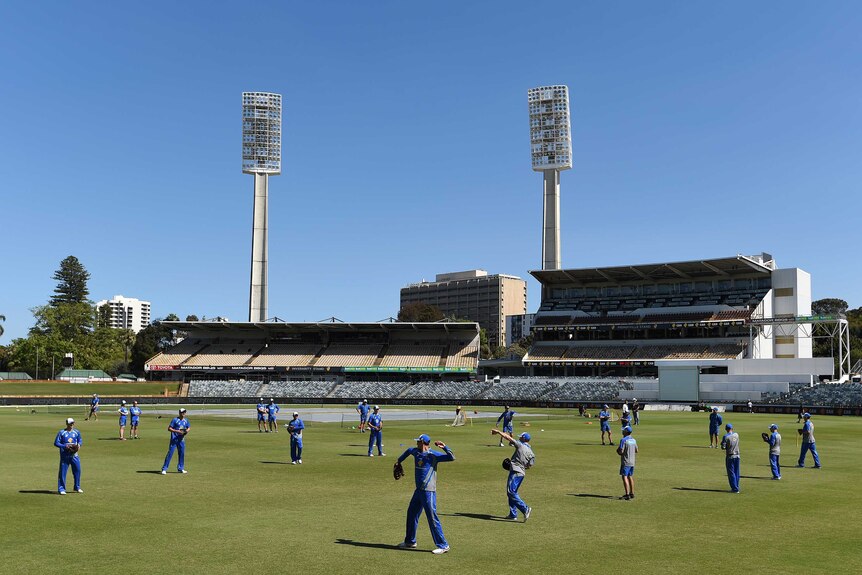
left=400, top=270, right=527, bottom=348
left=523, top=252, right=834, bottom=401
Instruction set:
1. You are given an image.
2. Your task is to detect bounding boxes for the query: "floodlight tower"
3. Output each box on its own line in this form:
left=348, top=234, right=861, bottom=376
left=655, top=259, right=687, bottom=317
left=528, top=85, right=572, bottom=271
left=242, top=92, right=282, bottom=322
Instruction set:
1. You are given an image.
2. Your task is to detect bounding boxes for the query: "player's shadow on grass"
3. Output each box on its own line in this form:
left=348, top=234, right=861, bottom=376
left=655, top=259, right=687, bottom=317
left=19, top=490, right=55, bottom=495
left=740, top=475, right=772, bottom=480
left=136, top=470, right=165, bottom=474
left=97, top=438, right=124, bottom=441
left=573, top=442, right=613, bottom=447
left=569, top=493, right=616, bottom=499
left=681, top=446, right=714, bottom=449
left=260, top=461, right=291, bottom=465
left=338, top=453, right=371, bottom=457
left=441, top=512, right=512, bottom=522
left=673, top=487, right=729, bottom=493
left=334, top=538, right=403, bottom=551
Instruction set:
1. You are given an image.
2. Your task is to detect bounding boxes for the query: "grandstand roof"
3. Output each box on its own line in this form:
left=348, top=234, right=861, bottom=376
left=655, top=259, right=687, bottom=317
left=531, top=255, right=773, bottom=286
left=160, top=321, right=479, bottom=337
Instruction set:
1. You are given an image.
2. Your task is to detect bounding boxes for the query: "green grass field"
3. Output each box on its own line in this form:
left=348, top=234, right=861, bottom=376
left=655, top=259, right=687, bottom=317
left=1, top=406, right=858, bottom=574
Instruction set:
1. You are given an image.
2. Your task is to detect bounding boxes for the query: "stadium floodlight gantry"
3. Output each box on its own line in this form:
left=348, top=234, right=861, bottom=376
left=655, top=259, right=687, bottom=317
left=242, top=92, right=282, bottom=322
left=528, top=85, right=572, bottom=271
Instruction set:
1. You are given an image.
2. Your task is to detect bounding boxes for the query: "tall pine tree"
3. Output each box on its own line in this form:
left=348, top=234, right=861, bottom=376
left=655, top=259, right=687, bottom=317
left=51, top=256, right=91, bottom=306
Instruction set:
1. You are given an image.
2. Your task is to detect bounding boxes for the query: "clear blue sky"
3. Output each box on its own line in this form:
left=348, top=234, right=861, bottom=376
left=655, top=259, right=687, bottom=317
left=1, top=1, right=860, bottom=342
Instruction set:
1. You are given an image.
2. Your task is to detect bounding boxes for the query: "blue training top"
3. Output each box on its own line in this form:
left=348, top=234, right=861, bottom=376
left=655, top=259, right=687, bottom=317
left=397, top=446, right=455, bottom=492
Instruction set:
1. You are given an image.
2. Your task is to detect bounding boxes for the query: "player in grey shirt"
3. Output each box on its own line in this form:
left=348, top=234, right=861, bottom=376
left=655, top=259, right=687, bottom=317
left=617, top=425, right=638, bottom=500
left=720, top=423, right=741, bottom=493
left=491, top=428, right=535, bottom=522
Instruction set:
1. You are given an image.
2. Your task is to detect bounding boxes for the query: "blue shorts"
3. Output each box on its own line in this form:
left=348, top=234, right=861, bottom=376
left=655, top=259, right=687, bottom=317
left=620, top=465, right=635, bottom=477
left=360, top=416, right=367, bottom=423
left=119, top=416, right=127, bottom=426
left=131, top=417, right=139, bottom=425
left=601, top=422, right=611, bottom=432
left=709, top=426, right=719, bottom=435
left=268, top=415, right=277, bottom=421
left=257, top=413, right=265, bottom=421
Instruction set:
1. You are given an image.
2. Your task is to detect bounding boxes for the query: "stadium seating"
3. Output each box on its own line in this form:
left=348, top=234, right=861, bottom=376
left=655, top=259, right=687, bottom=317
left=248, top=344, right=323, bottom=367
left=446, top=342, right=479, bottom=369
left=188, top=380, right=263, bottom=397
left=480, top=378, right=558, bottom=400
left=259, top=381, right=337, bottom=398
left=380, top=344, right=444, bottom=368
left=315, top=344, right=383, bottom=367
left=401, top=381, right=492, bottom=400
left=147, top=339, right=208, bottom=368
left=183, top=343, right=262, bottom=367
left=778, top=383, right=862, bottom=408
left=328, top=381, right=410, bottom=399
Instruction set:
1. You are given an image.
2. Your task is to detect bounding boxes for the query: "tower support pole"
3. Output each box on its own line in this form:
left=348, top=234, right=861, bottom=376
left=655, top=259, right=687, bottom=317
left=542, top=169, right=561, bottom=270
left=249, top=173, right=268, bottom=321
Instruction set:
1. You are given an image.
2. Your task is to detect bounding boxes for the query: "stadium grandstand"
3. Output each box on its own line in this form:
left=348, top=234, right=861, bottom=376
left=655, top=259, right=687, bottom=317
left=522, top=253, right=839, bottom=402
left=146, top=321, right=480, bottom=383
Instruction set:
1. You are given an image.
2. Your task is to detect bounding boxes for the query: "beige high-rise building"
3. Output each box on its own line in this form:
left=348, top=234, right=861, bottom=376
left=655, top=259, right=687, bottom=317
left=400, top=270, right=527, bottom=348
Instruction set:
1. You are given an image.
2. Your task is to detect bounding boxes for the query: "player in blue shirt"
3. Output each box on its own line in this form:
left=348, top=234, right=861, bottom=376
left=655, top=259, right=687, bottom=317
left=357, top=399, right=370, bottom=432
left=496, top=406, right=516, bottom=447
left=117, top=400, right=129, bottom=440
left=256, top=398, right=267, bottom=432
left=161, top=408, right=190, bottom=474
left=86, top=394, right=100, bottom=421
left=54, top=418, right=83, bottom=495
left=709, top=406, right=722, bottom=448
left=287, top=411, right=305, bottom=464
left=396, top=434, right=455, bottom=554
left=130, top=401, right=142, bottom=439
left=599, top=405, right=613, bottom=446
left=267, top=399, right=280, bottom=433
left=367, top=405, right=384, bottom=456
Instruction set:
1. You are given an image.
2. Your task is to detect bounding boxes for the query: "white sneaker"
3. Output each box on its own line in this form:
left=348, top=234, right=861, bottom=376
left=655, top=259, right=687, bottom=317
left=523, top=507, right=532, bottom=522
left=298, top=460, right=302, bottom=464
left=380, top=453, right=386, bottom=456
left=291, top=461, right=297, bottom=465
left=368, top=453, right=374, bottom=457
left=397, top=542, right=417, bottom=549
left=432, top=547, right=450, bottom=555
left=160, top=470, right=167, bottom=475
left=58, top=490, right=67, bottom=495
left=180, top=470, right=188, bottom=474
left=76, top=488, right=84, bottom=493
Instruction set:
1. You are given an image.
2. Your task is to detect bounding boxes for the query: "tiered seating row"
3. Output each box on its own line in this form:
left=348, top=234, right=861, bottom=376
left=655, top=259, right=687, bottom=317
left=381, top=345, right=443, bottom=368
left=401, top=381, right=492, bottom=400
left=534, top=308, right=753, bottom=327
left=447, top=343, right=479, bottom=368
left=249, top=344, right=323, bottom=367
left=528, top=343, right=745, bottom=361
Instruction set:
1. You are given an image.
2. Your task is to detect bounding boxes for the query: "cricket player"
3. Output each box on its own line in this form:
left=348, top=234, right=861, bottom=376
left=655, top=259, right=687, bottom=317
left=396, top=434, right=454, bottom=554
left=288, top=412, right=305, bottom=464
left=720, top=423, right=740, bottom=493
left=495, top=406, right=516, bottom=447
left=357, top=399, right=370, bottom=432
left=747, top=399, right=753, bottom=413
left=130, top=401, right=142, bottom=439
left=797, top=413, right=821, bottom=469
left=765, top=424, right=781, bottom=479
left=599, top=405, right=613, bottom=446
left=161, top=408, right=190, bottom=474
left=117, top=400, right=129, bottom=440
left=617, top=425, right=638, bottom=500
left=256, top=398, right=267, bottom=432
left=86, top=394, right=99, bottom=421
left=620, top=407, right=631, bottom=430
left=267, top=399, right=280, bottom=433
left=632, top=398, right=640, bottom=425
left=54, top=418, right=82, bottom=495
left=367, top=405, right=384, bottom=457
left=492, top=428, right=534, bottom=521
left=708, top=406, right=722, bottom=448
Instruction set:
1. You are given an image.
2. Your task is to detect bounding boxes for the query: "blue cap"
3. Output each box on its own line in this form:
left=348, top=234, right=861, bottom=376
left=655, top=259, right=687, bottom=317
left=603, top=404, right=609, bottom=409
left=414, top=434, right=431, bottom=444
left=712, top=406, right=718, bottom=411
left=769, top=424, right=778, bottom=430
left=519, top=432, right=531, bottom=441
left=623, top=426, right=632, bottom=434
left=803, top=412, right=811, bottom=419
left=725, top=423, right=733, bottom=430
